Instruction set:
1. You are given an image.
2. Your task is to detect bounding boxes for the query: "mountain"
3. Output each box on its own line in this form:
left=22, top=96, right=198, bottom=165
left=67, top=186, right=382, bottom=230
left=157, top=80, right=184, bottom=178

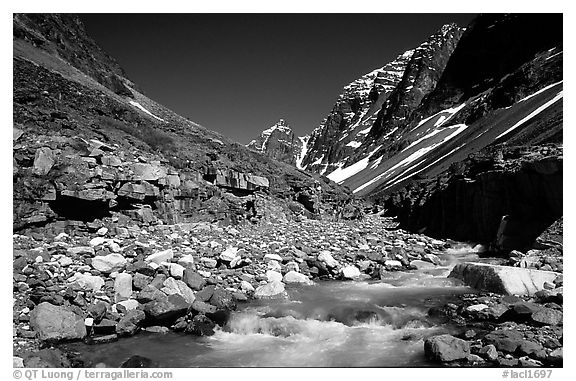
left=247, top=119, right=304, bottom=166
left=12, top=14, right=350, bottom=233
left=300, top=23, right=465, bottom=176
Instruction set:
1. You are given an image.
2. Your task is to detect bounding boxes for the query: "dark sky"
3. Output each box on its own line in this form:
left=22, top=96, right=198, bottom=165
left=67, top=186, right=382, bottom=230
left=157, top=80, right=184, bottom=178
left=80, top=14, right=477, bottom=144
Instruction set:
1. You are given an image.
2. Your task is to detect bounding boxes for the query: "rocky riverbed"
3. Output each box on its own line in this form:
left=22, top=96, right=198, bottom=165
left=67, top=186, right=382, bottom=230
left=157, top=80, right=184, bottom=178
left=12, top=212, right=562, bottom=368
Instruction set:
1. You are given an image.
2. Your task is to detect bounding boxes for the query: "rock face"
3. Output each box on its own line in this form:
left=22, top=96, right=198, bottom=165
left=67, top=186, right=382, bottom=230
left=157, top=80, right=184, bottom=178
left=424, top=334, right=470, bottom=362
left=247, top=119, right=303, bottom=166
left=449, top=262, right=560, bottom=296
left=29, top=302, right=86, bottom=342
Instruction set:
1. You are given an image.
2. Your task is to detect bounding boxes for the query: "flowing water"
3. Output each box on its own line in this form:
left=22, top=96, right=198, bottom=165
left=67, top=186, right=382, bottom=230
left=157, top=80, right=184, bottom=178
left=67, top=245, right=502, bottom=367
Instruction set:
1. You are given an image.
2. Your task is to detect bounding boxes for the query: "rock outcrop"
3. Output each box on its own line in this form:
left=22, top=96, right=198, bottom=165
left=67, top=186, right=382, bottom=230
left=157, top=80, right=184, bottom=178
left=449, top=262, right=560, bottom=296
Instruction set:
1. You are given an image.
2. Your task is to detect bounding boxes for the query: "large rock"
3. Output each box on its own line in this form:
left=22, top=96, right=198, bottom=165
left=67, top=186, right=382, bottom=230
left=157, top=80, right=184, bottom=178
left=182, top=270, right=206, bottom=291
left=68, top=272, right=105, bottom=291
left=449, top=262, right=560, bottom=295
left=341, top=265, right=361, bottom=279
left=114, top=273, right=133, bottom=302
left=33, top=147, right=55, bottom=175
left=484, top=329, right=524, bottom=353
left=130, top=163, right=167, bottom=181
left=116, top=309, right=146, bottom=336
left=318, top=251, right=339, bottom=268
left=283, top=271, right=313, bottom=285
left=161, top=277, right=195, bottom=304
left=254, top=281, right=286, bottom=299
left=29, top=302, right=86, bottom=342
left=145, top=249, right=174, bottom=265
left=531, top=308, right=563, bottom=326
left=91, top=253, right=127, bottom=273
left=424, top=334, right=470, bottom=362
left=143, top=294, right=190, bottom=321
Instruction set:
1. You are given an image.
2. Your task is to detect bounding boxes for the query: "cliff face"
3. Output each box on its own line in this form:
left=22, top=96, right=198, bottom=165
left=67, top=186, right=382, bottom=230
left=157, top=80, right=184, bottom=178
left=13, top=14, right=350, bottom=234
left=382, top=145, right=562, bottom=252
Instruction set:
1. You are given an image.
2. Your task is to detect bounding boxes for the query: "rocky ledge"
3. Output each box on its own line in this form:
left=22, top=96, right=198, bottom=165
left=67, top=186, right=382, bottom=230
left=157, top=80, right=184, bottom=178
left=13, top=213, right=450, bottom=367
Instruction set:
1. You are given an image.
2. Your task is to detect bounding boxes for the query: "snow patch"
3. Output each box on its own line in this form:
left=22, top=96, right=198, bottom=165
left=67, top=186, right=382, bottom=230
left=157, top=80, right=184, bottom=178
left=326, top=146, right=382, bottom=184
left=495, top=90, right=563, bottom=140
left=346, top=141, right=362, bottom=148
left=128, top=101, right=165, bottom=122
left=296, top=136, right=309, bottom=170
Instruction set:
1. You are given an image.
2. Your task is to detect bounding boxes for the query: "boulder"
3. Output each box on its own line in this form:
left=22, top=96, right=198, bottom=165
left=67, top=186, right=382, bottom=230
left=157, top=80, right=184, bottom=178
left=449, top=262, right=560, bottom=295
left=424, top=334, right=470, bottom=362
left=114, top=273, right=133, bottom=302
left=29, top=302, right=86, bottom=342
left=341, top=265, right=361, bottom=279
left=33, top=147, right=55, bottom=175
left=161, top=277, right=195, bottom=304
left=318, top=251, right=339, bottom=268
left=219, top=247, right=239, bottom=262
left=91, top=253, right=126, bottom=273
left=145, top=249, right=174, bottom=265
left=254, top=281, right=286, bottom=299
left=182, top=270, right=206, bottom=291
left=169, top=263, right=186, bottom=278
left=209, top=288, right=237, bottom=310
left=484, top=329, right=524, bottom=353
left=185, top=314, right=216, bottom=336
left=283, top=271, right=313, bottom=285
left=68, top=272, right=105, bottom=291
left=121, top=355, right=156, bottom=368
left=531, top=308, right=563, bottom=326
left=240, top=280, right=255, bottom=292
left=266, top=270, right=283, bottom=283
left=478, top=344, right=498, bottom=361
left=116, top=309, right=146, bottom=336
left=129, top=163, right=167, bottom=181
left=143, top=294, right=190, bottom=321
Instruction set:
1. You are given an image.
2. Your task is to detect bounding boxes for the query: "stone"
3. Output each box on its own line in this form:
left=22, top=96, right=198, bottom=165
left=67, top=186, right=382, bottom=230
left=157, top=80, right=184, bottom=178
left=136, top=285, right=166, bottom=304
left=169, top=263, right=186, bottom=278
left=115, top=299, right=140, bottom=312
left=384, top=260, right=403, bottom=269
left=29, top=302, right=86, bottom=342
left=254, top=281, right=286, bottom=299
left=130, top=163, right=167, bottom=181
left=479, top=344, right=498, bottom=361
left=283, top=271, right=313, bottom=285
left=318, top=251, right=339, bottom=268
left=209, top=288, right=237, bottom=310
left=143, top=294, right=190, bottom=321
left=484, top=329, right=523, bottom=353
left=531, top=308, right=563, bottom=326
left=93, top=318, right=117, bottom=335
left=449, top=263, right=560, bottom=295
left=91, top=253, right=127, bottom=273
left=177, top=254, right=195, bottom=267
left=219, top=247, right=239, bottom=262
left=183, top=270, right=206, bottom=291
left=424, top=334, right=470, bottom=362
left=161, top=277, right=195, bottom=304
left=13, top=356, right=24, bottom=368
left=69, top=272, right=105, bottom=291
left=240, top=280, right=255, bottom=292
left=133, top=273, right=153, bottom=290
left=190, top=300, right=217, bottom=315
left=87, top=302, right=108, bottom=322
left=266, top=270, right=283, bottom=283
left=466, top=304, right=489, bottom=312
left=116, top=309, right=146, bottom=336
left=89, top=237, right=108, bottom=247
left=547, top=348, right=563, bottom=365
left=33, top=147, right=55, bottom=175
left=185, top=314, right=216, bottom=336
left=500, top=302, right=542, bottom=323
left=114, top=273, right=133, bottom=302
left=264, top=253, right=283, bottom=262
left=200, top=257, right=218, bottom=268
left=518, top=340, right=545, bottom=357
left=341, top=265, right=361, bottom=279
left=145, top=249, right=174, bottom=265
left=67, top=246, right=95, bottom=256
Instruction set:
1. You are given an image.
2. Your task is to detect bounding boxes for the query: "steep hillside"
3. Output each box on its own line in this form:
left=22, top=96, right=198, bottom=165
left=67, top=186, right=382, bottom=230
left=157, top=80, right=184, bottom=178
left=13, top=14, right=350, bottom=234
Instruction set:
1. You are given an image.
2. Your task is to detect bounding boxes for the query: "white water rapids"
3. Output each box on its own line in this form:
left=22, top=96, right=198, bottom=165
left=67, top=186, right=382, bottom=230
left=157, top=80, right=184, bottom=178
left=67, top=245, right=502, bottom=367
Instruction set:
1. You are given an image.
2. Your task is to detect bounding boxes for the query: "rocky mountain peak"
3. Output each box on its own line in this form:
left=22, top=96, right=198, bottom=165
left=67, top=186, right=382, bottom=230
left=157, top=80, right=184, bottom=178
left=247, top=119, right=304, bottom=166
